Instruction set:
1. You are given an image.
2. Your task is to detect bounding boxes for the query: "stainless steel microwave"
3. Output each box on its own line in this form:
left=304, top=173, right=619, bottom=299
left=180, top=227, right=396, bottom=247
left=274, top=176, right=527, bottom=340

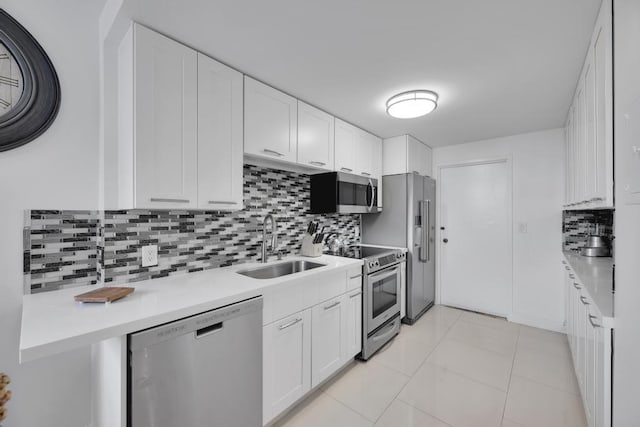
left=310, top=172, right=380, bottom=214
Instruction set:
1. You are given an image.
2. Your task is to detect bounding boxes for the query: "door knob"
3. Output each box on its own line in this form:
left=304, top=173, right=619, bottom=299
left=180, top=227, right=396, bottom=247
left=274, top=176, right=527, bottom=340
left=443, top=238, right=449, bottom=243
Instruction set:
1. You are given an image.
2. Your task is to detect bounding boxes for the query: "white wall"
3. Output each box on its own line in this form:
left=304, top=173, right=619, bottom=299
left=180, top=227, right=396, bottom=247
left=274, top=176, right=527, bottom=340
left=0, top=1, right=104, bottom=426
left=612, top=0, right=640, bottom=423
left=433, top=128, right=565, bottom=331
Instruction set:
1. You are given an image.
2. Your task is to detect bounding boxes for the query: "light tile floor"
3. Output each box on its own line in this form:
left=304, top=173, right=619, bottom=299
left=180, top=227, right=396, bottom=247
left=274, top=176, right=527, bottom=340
left=274, top=305, right=587, bottom=427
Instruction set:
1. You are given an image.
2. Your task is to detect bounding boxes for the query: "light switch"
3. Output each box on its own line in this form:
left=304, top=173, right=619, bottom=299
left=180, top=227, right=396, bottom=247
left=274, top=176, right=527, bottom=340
left=518, top=222, right=528, bottom=234
left=141, top=244, right=158, bottom=267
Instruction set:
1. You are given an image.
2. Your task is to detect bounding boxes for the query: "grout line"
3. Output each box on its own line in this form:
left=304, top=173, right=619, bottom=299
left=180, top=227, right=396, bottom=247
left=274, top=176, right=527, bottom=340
left=501, top=323, right=521, bottom=424
left=373, top=307, right=462, bottom=424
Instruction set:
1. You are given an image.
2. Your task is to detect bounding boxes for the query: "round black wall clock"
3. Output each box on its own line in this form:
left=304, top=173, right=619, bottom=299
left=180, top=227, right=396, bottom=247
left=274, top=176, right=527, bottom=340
left=0, top=9, right=60, bottom=152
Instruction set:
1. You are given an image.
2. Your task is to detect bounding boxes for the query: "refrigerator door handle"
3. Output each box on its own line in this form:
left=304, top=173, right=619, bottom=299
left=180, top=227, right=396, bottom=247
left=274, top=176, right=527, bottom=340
left=419, top=200, right=428, bottom=262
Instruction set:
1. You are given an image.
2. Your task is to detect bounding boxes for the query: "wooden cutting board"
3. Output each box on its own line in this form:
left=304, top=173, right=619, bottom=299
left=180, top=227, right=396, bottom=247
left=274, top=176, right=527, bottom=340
left=74, top=287, right=134, bottom=303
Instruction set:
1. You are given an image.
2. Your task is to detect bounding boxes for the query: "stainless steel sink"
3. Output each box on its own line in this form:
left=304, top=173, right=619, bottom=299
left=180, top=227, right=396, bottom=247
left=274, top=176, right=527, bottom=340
left=237, top=260, right=326, bottom=279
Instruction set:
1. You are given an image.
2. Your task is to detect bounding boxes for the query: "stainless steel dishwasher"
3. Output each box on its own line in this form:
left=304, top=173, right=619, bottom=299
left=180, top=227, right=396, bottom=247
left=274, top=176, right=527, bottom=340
left=128, top=297, right=263, bottom=427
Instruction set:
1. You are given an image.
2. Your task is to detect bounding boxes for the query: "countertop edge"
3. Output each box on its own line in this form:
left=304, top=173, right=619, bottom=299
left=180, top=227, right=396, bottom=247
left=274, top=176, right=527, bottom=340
left=20, top=255, right=363, bottom=363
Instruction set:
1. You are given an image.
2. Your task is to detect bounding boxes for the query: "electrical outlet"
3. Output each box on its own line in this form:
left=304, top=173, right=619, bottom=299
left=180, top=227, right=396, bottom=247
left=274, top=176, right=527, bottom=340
left=141, top=244, right=158, bottom=267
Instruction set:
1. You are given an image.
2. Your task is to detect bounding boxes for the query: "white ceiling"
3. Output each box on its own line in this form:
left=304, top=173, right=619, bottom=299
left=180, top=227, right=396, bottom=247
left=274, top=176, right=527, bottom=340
left=126, top=0, right=601, bottom=147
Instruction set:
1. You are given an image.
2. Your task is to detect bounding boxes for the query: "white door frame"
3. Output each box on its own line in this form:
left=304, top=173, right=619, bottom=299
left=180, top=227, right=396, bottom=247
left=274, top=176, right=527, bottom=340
left=435, top=156, right=514, bottom=319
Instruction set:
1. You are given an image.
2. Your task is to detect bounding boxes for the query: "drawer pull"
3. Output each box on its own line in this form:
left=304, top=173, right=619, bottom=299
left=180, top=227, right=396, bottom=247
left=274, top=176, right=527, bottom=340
left=589, top=315, right=601, bottom=328
left=349, top=275, right=362, bottom=280
left=573, top=283, right=582, bottom=289
left=150, top=197, right=189, bottom=203
left=278, top=318, right=302, bottom=330
left=309, top=161, right=326, bottom=166
left=263, top=148, right=284, bottom=157
left=208, top=200, right=236, bottom=205
left=580, top=296, right=590, bottom=305
left=569, top=274, right=575, bottom=279
left=324, top=301, right=341, bottom=311
left=349, top=291, right=362, bottom=298
left=564, top=266, right=570, bottom=270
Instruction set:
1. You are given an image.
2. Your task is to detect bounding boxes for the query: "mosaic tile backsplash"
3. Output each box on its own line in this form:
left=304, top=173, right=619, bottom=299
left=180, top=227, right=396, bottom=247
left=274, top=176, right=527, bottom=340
left=563, top=209, right=614, bottom=252
left=24, top=164, right=360, bottom=293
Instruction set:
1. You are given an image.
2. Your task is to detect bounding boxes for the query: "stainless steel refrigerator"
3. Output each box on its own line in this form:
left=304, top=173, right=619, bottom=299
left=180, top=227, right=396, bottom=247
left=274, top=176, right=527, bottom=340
left=362, top=173, right=436, bottom=324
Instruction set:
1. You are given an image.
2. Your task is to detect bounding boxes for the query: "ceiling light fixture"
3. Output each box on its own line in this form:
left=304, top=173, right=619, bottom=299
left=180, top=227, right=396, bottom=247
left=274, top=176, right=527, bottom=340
left=386, top=90, right=439, bottom=119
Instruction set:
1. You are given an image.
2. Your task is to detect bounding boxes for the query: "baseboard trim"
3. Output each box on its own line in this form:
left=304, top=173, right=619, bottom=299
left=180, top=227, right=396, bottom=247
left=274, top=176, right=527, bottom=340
left=508, top=313, right=566, bottom=333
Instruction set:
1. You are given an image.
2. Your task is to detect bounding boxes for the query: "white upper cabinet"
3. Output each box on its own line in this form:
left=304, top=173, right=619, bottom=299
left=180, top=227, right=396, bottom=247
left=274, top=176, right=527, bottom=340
left=564, top=0, right=613, bottom=209
left=117, top=24, right=243, bottom=210
left=134, top=24, right=198, bottom=209
left=297, top=101, right=334, bottom=171
left=244, top=76, right=297, bottom=163
left=334, top=118, right=359, bottom=174
left=197, top=53, right=243, bottom=210
left=382, top=135, right=433, bottom=177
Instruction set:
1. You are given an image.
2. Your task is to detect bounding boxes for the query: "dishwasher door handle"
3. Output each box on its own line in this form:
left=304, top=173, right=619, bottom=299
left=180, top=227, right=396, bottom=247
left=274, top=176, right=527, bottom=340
left=195, top=322, right=224, bottom=339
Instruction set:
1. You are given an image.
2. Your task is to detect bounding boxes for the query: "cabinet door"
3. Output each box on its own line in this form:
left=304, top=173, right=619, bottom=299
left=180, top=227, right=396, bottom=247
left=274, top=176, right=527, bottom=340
left=424, top=144, right=433, bottom=177
left=344, top=290, right=362, bottom=361
left=197, top=53, right=243, bottom=210
left=311, top=296, right=345, bottom=387
left=585, top=307, right=598, bottom=427
left=592, top=1, right=614, bottom=207
left=407, top=136, right=426, bottom=176
left=575, top=87, right=587, bottom=204
left=297, top=101, right=334, bottom=170
left=244, top=76, right=297, bottom=162
left=334, top=118, right=358, bottom=173
left=354, top=130, right=376, bottom=178
left=134, top=25, right=198, bottom=209
left=584, top=56, right=598, bottom=203
left=263, top=309, right=311, bottom=424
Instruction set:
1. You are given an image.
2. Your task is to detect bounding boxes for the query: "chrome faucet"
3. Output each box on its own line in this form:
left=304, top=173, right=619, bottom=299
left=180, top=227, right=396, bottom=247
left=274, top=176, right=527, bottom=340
left=261, top=214, right=278, bottom=263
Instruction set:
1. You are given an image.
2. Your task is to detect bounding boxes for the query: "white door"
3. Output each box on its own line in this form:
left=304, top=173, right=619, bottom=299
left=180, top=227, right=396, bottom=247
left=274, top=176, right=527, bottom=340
left=244, top=76, right=297, bottom=163
left=196, top=53, right=243, bottom=210
left=134, top=24, right=198, bottom=209
left=297, top=101, right=334, bottom=171
left=311, top=296, right=344, bottom=387
left=263, top=310, right=311, bottom=424
left=439, top=160, right=511, bottom=317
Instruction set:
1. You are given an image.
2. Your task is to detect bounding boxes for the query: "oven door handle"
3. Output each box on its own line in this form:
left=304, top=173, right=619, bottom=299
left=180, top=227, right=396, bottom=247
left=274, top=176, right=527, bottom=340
left=369, top=266, right=400, bottom=282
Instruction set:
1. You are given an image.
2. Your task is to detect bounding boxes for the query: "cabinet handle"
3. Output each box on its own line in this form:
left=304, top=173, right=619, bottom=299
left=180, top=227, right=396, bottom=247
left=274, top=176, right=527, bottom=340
left=361, top=172, right=371, bottom=176
left=340, top=167, right=353, bottom=172
left=278, top=318, right=302, bottom=330
left=324, top=301, right=341, bottom=310
left=564, top=266, right=570, bottom=270
left=349, top=275, right=362, bottom=280
left=349, top=291, right=362, bottom=298
left=580, top=296, right=590, bottom=305
left=309, top=161, right=326, bottom=166
left=589, top=315, right=601, bottom=328
left=573, top=282, right=582, bottom=289
left=569, top=274, right=575, bottom=279
left=150, top=198, right=189, bottom=203
left=263, top=148, right=284, bottom=157
left=412, top=170, right=420, bottom=175
left=208, top=200, right=236, bottom=205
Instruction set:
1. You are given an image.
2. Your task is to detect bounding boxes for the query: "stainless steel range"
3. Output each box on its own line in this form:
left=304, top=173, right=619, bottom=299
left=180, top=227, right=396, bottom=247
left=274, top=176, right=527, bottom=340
left=338, top=245, right=406, bottom=360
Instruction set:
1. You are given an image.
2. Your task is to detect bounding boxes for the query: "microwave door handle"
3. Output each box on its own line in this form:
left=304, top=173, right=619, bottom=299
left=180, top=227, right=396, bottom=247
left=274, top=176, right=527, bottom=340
left=367, top=179, right=375, bottom=212
left=419, top=201, right=428, bottom=262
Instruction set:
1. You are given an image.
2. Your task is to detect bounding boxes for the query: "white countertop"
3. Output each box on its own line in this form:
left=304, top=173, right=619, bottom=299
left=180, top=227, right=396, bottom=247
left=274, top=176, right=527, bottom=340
left=563, top=251, right=614, bottom=324
left=20, top=255, right=363, bottom=363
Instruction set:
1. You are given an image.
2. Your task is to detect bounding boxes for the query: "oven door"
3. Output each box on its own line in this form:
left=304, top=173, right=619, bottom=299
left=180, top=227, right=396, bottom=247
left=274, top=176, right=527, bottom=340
left=365, top=264, right=401, bottom=333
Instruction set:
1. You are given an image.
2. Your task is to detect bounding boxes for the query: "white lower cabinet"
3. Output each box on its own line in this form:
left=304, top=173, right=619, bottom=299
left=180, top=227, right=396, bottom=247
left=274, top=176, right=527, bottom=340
left=262, top=269, right=363, bottom=425
left=344, top=289, right=362, bottom=361
left=311, top=295, right=345, bottom=387
left=563, top=258, right=612, bottom=427
left=263, top=309, right=311, bottom=424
